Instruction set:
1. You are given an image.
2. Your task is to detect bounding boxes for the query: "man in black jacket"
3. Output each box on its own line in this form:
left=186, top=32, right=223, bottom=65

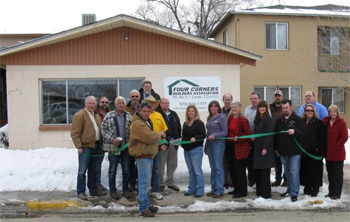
left=139, top=80, right=161, bottom=102
left=157, top=98, right=182, bottom=192
left=274, top=100, right=306, bottom=202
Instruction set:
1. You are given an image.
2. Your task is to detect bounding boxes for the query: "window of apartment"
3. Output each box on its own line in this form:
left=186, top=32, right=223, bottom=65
left=321, top=28, right=340, bottom=55
left=266, top=22, right=288, bottom=50
left=41, top=78, right=143, bottom=125
left=321, top=88, right=344, bottom=113
left=254, top=86, right=301, bottom=110
left=223, top=30, right=228, bottom=45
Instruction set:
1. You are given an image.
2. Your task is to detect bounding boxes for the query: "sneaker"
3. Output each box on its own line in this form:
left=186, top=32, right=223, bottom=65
left=98, top=184, right=107, bottom=192
left=90, top=191, right=106, bottom=197
left=110, top=192, right=120, bottom=200
left=281, top=180, right=287, bottom=187
left=78, top=193, right=88, bottom=200
left=159, top=185, right=165, bottom=192
left=151, top=192, right=163, bottom=200
left=271, top=180, right=281, bottom=187
left=149, top=205, right=159, bottom=213
left=123, top=190, right=132, bottom=199
left=168, top=185, right=180, bottom=191
left=141, top=209, right=155, bottom=217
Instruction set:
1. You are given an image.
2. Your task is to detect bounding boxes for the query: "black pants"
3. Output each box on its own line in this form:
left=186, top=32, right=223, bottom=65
left=255, top=168, right=271, bottom=198
left=129, top=156, right=137, bottom=187
left=326, top=160, right=344, bottom=198
left=227, top=141, right=247, bottom=196
left=247, top=142, right=255, bottom=184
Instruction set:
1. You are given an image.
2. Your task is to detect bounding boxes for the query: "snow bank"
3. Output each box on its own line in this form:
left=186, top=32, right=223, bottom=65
left=0, top=146, right=349, bottom=212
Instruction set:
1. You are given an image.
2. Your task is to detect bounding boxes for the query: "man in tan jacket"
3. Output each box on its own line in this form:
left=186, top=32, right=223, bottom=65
left=129, top=101, right=165, bottom=217
left=71, top=96, right=105, bottom=200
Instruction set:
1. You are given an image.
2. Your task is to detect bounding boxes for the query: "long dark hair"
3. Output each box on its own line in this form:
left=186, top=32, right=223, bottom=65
left=207, top=100, right=222, bottom=121
left=254, top=100, right=269, bottom=125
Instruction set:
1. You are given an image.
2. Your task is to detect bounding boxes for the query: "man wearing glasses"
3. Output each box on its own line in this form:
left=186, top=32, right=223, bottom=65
left=95, top=96, right=111, bottom=193
left=125, top=90, right=140, bottom=116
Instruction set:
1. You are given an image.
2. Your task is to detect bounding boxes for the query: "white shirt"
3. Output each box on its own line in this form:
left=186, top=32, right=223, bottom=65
left=85, top=108, right=100, bottom=141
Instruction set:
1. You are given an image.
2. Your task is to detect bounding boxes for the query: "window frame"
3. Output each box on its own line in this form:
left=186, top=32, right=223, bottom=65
left=321, top=88, right=345, bottom=113
left=40, top=78, right=144, bottom=125
left=321, top=28, right=340, bottom=56
left=265, top=22, right=289, bottom=51
left=223, top=29, right=228, bottom=45
left=254, top=85, right=301, bottom=109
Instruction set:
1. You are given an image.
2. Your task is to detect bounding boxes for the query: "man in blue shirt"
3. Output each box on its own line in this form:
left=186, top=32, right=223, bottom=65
left=296, top=91, right=328, bottom=120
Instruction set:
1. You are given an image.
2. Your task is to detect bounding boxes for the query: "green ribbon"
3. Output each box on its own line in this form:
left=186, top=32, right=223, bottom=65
left=292, top=136, right=322, bottom=160
left=82, top=140, right=169, bottom=157
left=82, top=131, right=322, bottom=161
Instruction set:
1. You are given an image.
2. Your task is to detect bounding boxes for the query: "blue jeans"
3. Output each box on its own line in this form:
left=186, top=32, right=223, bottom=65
left=184, top=146, right=204, bottom=196
left=96, top=149, right=104, bottom=185
left=136, top=158, right=153, bottom=213
left=108, top=149, right=130, bottom=193
left=151, top=150, right=162, bottom=192
left=206, top=141, right=225, bottom=195
left=280, top=155, right=301, bottom=197
left=77, top=144, right=101, bottom=195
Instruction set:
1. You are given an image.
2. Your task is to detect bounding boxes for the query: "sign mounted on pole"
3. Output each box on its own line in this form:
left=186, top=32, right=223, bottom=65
left=164, top=76, right=221, bottom=112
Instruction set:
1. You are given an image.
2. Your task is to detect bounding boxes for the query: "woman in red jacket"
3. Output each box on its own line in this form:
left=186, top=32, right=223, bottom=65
left=226, top=101, right=251, bottom=198
left=323, top=105, right=348, bottom=200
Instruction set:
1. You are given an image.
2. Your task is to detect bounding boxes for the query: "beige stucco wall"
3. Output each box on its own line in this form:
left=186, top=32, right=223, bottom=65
left=214, top=14, right=350, bottom=124
left=6, top=64, right=240, bottom=149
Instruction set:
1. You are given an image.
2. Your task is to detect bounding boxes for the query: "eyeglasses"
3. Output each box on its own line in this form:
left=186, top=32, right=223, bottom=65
left=305, top=109, right=314, bottom=112
left=131, top=96, right=139, bottom=98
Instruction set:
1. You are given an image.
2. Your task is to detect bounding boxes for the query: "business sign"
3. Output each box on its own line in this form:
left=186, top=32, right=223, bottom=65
left=164, top=76, right=221, bottom=111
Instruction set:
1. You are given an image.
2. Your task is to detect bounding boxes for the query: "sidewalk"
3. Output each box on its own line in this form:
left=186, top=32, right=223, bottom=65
left=1, top=166, right=349, bottom=218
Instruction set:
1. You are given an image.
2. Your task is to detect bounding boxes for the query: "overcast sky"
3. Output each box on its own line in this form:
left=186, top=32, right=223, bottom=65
left=0, top=0, right=349, bottom=34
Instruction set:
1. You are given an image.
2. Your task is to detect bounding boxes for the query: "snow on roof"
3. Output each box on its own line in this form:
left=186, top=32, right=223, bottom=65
left=234, top=4, right=350, bottom=17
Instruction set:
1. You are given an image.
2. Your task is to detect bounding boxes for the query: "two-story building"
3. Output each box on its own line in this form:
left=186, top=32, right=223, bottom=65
left=210, top=4, right=350, bottom=124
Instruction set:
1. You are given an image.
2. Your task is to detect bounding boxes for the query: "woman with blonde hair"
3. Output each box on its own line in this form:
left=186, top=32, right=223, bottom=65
left=323, top=105, right=348, bottom=200
left=300, top=104, right=324, bottom=197
left=182, top=104, right=206, bottom=198
left=226, top=101, right=251, bottom=198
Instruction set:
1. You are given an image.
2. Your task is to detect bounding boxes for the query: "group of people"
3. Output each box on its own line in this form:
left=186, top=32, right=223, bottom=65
left=70, top=80, right=348, bottom=217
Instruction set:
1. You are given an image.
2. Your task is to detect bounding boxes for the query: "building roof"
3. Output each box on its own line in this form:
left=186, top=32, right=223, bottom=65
left=0, top=14, right=261, bottom=61
left=209, top=4, right=350, bottom=38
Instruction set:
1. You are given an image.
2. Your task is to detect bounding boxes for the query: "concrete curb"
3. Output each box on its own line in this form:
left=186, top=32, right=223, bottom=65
left=26, top=200, right=88, bottom=210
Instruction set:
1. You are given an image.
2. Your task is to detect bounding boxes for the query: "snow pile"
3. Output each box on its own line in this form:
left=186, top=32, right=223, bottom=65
left=0, top=145, right=349, bottom=212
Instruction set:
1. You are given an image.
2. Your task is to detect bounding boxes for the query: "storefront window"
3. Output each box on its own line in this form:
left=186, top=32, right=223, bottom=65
left=41, top=78, right=143, bottom=125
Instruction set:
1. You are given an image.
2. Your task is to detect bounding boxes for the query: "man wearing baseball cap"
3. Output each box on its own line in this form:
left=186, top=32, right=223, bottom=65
left=269, top=90, right=287, bottom=187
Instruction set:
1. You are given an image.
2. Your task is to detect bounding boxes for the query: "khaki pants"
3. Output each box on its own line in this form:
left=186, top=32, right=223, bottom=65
left=159, top=143, right=178, bottom=186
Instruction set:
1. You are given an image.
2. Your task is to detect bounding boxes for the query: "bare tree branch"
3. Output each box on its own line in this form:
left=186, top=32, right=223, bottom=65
left=134, top=0, right=263, bottom=38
